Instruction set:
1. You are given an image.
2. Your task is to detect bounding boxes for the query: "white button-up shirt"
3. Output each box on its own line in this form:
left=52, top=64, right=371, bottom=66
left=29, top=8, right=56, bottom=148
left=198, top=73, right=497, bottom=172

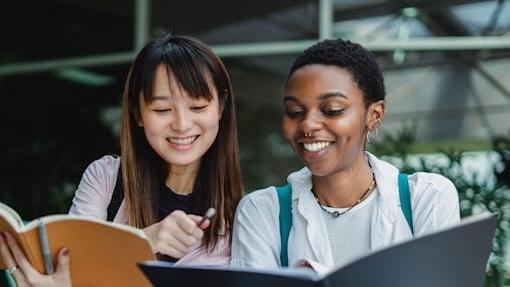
left=230, top=153, right=460, bottom=270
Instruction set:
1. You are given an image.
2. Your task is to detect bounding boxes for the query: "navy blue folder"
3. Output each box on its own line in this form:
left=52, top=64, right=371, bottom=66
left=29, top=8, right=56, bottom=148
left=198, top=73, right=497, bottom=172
left=139, top=213, right=498, bottom=287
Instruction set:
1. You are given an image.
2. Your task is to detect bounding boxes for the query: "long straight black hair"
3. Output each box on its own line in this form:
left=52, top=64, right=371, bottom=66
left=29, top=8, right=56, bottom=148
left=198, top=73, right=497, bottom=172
left=121, top=35, right=243, bottom=249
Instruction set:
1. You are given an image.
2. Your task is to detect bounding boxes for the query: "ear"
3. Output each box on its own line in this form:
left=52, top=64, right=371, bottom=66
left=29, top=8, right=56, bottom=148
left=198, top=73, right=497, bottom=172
left=133, top=109, right=144, bottom=127
left=135, top=94, right=145, bottom=127
left=219, top=105, right=225, bottom=120
left=136, top=116, right=144, bottom=127
left=218, top=95, right=226, bottom=120
left=366, top=100, right=385, bottom=131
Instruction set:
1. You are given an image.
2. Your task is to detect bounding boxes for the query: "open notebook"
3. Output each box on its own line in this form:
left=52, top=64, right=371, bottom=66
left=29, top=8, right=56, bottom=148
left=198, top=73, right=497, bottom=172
left=139, top=212, right=498, bottom=287
left=0, top=202, right=155, bottom=286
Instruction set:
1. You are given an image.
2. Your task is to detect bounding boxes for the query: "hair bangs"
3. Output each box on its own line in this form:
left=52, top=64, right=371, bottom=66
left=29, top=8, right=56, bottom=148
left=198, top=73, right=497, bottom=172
left=137, top=48, right=161, bottom=105
left=161, top=43, right=215, bottom=101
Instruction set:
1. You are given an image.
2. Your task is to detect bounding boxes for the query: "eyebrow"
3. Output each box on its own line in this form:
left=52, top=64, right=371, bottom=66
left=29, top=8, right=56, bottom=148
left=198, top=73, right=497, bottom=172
left=283, top=96, right=299, bottom=103
left=283, top=92, right=348, bottom=103
left=318, top=92, right=348, bottom=100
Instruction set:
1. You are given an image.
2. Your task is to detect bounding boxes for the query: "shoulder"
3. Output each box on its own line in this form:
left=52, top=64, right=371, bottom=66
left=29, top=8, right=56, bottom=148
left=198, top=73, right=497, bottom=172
left=369, top=152, right=458, bottom=204
left=84, top=155, right=120, bottom=174
left=69, top=155, right=121, bottom=217
left=237, top=186, right=278, bottom=215
left=79, top=155, right=120, bottom=184
left=407, top=172, right=460, bottom=232
left=408, top=172, right=458, bottom=203
left=232, top=186, right=282, bottom=268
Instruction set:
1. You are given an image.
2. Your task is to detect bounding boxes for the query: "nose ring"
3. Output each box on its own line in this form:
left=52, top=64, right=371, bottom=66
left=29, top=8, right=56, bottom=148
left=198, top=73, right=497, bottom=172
left=304, top=131, right=312, bottom=137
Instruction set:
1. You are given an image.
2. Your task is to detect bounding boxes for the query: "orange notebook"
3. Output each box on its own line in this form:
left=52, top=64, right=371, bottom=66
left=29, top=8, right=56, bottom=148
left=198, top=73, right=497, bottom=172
left=0, top=202, right=155, bottom=286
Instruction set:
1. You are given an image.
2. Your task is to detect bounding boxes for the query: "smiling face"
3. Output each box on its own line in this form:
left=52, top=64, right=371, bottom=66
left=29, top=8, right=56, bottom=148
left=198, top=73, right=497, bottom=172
left=283, top=64, right=383, bottom=177
left=138, top=64, right=222, bottom=170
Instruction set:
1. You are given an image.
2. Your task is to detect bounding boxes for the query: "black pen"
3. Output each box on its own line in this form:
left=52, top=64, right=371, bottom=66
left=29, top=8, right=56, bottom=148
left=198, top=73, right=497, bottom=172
left=197, top=208, right=216, bottom=229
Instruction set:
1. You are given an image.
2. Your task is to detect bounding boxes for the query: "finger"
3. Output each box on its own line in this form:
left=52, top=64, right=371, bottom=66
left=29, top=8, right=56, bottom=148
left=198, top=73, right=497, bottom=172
left=4, top=232, right=39, bottom=279
left=53, top=247, right=72, bottom=286
left=159, top=232, right=192, bottom=254
left=171, top=228, right=199, bottom=247
left=0, top=233, right=17, bottom=269
left=0, top=233, right=27, bottom=285
left=152, top=222, right=192, bottom=252
left=200, top=220, right=210, bottom=230
left=172, top=212, right=199, bottom=235
left=191, top=216, right=210, bottom=230
left=55, top=247, right=70, bottom=276
left=158, top=217, right=198, bottom=247
left=187, top=215, right=208, bottom=236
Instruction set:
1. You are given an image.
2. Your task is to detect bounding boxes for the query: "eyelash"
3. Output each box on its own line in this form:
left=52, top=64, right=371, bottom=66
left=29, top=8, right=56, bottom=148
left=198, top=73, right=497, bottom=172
left=284, top=109, right=303, bottom=119
left=154, top=109, right=170, bottom=113
left=153, top=104, right=208, bottom=113
left=323, top=108, right=344, bottom=117
left=191, top=105, right=208, bottom=111
left=284, top=108, right=344, bottom=118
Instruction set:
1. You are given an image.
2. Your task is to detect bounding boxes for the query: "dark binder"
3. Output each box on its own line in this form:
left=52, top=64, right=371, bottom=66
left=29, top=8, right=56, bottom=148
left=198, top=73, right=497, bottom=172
left=139, top=212, right=498, bottom=287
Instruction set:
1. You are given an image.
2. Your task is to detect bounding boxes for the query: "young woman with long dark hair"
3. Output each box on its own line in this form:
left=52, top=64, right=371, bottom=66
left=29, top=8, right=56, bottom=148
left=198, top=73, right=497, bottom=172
left=0, top=34, right=243, bottom=286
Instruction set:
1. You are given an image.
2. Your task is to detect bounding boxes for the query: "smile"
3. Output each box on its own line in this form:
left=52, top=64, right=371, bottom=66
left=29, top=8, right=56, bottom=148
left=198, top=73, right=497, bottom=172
left=302, top=141, right=331, bottom=152
left=168, top=136, right=198, bottom=145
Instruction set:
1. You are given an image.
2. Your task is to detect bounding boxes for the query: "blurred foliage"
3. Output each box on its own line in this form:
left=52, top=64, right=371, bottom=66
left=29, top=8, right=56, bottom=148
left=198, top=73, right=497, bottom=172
left=236, top=94, right=302, bottom=191
left=371, top=126, right=510, bottom=287
left=0, top=73, right=121, bottom=219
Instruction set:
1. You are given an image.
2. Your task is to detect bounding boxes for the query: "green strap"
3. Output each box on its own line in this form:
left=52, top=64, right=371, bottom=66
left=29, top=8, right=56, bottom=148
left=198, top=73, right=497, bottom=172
left=4, top=270, right=16, bottom=287
left=276, top=184, right=292, bottom=267
left=398, top=173, right=414, bottom=234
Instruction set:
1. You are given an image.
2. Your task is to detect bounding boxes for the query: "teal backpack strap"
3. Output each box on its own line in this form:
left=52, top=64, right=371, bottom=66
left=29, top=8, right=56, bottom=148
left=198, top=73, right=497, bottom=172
left=398, top=173, right=414, bottom=234
left=276, top=184, right=292, bottom=267
left=1, top=269, right=17, bottom=287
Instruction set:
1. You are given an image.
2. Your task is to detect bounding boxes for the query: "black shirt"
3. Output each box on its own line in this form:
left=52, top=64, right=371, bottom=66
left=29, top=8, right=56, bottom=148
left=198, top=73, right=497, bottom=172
left=158, top=184, right=193, bottom=220
left=157, top=184, right=193, bottom=262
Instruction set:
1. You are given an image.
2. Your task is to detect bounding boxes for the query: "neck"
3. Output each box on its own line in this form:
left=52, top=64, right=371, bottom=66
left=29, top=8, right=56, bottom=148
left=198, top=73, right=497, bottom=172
left=166, top=161, right=201, bottom=195
left=312, top=153, right=374, bottom=208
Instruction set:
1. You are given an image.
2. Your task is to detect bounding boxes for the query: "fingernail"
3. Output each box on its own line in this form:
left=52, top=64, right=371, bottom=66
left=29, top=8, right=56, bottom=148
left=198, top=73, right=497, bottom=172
left=62, top=247, right=69, bottom=256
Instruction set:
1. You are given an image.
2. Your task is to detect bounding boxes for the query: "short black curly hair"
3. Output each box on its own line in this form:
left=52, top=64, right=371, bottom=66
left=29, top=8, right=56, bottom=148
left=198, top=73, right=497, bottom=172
left=287, top=39, right=385, bottom=105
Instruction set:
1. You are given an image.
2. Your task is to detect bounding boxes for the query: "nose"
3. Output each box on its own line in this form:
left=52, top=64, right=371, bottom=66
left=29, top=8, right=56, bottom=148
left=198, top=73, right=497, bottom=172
left=301, top=111, right=322, bottom=134
left=171, top=109, right=193, bottom=133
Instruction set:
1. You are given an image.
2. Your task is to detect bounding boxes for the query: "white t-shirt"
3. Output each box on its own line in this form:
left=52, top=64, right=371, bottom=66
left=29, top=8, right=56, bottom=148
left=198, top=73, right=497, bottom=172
left=321, top=189, right=378, bottom=267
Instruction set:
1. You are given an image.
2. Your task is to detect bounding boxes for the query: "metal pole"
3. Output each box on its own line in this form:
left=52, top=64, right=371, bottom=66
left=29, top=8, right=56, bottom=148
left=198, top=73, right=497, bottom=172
left=213, top=40, right=316, bottom=57
left=0, top=52, right=135, bottom=76
left=2, top=37, right=510, bottom=75
left=134, top=0, right=150, bottom=52
left=319, top=0, right=333, bottom=40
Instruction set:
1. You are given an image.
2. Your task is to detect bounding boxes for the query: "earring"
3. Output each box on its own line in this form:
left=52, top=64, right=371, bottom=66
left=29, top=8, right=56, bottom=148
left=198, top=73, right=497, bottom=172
left=374, top=118, right=381, bottom=137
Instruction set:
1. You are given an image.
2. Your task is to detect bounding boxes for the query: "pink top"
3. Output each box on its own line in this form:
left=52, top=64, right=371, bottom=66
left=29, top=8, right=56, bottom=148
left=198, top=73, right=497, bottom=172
left=69, top=155, right=230, bottom=266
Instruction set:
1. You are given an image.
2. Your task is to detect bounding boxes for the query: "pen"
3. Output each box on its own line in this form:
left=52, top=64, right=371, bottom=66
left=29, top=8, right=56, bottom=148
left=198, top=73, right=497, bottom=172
left=37, top=219, right=54, bottom=274
left=197, top=207, right=216, bottom=229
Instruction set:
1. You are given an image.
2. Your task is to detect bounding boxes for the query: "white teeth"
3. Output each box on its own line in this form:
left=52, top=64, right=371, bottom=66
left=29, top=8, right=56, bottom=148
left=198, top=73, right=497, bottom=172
left=169, top=136, right=197, bottom=145
left=303, top=141, right=330, bottom=152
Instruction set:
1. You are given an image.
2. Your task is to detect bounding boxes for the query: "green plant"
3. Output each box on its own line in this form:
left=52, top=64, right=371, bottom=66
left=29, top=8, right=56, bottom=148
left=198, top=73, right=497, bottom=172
left=371, top=128, right=510, bottom=287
